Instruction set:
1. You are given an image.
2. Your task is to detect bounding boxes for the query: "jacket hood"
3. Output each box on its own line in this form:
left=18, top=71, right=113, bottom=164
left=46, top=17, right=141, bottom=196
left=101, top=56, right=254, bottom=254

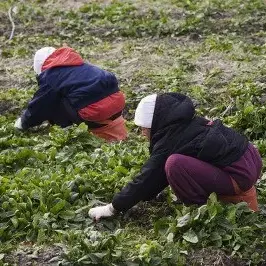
left=150, top=93, right=195, bottom=138
left=42, top=47, right=84, bottom=71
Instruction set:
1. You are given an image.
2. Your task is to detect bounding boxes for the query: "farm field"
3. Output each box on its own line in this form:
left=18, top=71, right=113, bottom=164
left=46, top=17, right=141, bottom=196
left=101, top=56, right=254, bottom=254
left=1, top=0, right=266, bottom=265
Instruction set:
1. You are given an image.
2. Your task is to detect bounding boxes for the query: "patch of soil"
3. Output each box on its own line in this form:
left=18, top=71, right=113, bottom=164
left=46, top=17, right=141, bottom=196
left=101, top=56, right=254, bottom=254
left=0, top=100, right=19, bottom=115
left=0, top=11, right=11, bottom=38
left=209, top=11, right=233, bottom=20
left=50, top=0, right=111, bottom=10
left=191, top=53, right=246, bottom=87
left=186, top=248, right=244, bottom=266
left=0, top=58, right=32, bottom=90
left=108, top=37, right=194, bottom=80
left=121, top=201, right=174, bottom=229
left=4, top=243, right=63, bottom=266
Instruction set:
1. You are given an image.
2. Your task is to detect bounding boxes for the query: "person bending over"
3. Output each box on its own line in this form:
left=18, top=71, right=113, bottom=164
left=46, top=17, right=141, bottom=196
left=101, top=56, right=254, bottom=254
left=14, top=46, right=127, bottom=142
left=89, top=92, right=262, bottom=220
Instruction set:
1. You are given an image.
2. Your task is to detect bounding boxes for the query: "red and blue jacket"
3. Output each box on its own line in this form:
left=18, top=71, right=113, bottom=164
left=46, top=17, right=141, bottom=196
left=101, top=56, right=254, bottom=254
left=21, top=47, right=125, bottom=129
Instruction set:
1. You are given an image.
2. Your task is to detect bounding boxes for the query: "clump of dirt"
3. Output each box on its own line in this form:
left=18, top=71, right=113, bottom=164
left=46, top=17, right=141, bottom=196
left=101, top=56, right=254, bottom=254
left=0, top=100, right=19, bottom=115
left=121, top=201, right=174, bottom=229
left=0, top=58, right=32, bottom=90
left=50, top=0, right=110, bottom=10
left=190, top=52, right=256, bottom=89
left=4, top=243, right=63, bottom=266
left=0, top=12, right=10, bottom=38
left=192, top=53, right=238, bottom=86
left=186, top=248, right=243, bottom=266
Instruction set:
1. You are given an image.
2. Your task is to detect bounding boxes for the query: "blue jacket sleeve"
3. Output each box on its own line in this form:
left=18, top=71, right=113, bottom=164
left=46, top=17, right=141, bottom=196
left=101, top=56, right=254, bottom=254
left=21, top=80, right=59, bottom=129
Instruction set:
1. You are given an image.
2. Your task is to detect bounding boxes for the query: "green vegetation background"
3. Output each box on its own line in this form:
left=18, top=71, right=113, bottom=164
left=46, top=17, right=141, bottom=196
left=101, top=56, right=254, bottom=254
left=1, top=0, right=266, bottom=265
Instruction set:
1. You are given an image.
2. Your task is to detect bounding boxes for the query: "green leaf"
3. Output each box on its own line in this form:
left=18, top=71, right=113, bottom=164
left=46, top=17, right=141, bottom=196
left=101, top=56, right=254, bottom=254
left=193, top=205, right=207, bottom=220
left=244, top=105, right=254, bottom=115
left=154, top=218, right=172, bottom=235
left=59, top=210, right=75, bottom=220
left=11, top=217, right=19, bottom=228
left=177, top=213, right=191, bottom=227
left=223, top=234, right=232, bottom=241
left=167, top=232, right=174, bottom=243
left=226, top=205, right=237, bottom=223
left=208, top=193, right=218, bottom=204
left=50, top=200, right=66, bottom=214
left=114, top=165, right=128, bottom=175
left=0, top=211, right=15, bottom=219
left=91, top=252, right=108, bottom=259
left=234, top=244, right=241, bottom=251
left=210, top=231, right=222, bottom=241
left=183, top=229, right=198, bottom=244
left=37, top=228, right=46, bottom=243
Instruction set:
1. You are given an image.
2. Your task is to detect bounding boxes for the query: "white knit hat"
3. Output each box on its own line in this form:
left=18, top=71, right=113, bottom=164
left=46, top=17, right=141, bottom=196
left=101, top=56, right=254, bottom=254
left=134, top=94, right=157, bottom=128
left=33, top=47, right=56, bottom=75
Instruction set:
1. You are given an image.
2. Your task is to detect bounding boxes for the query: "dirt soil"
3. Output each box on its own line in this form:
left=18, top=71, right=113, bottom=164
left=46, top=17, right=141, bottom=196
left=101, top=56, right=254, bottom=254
left=186, top=248, right=243, bottom=266
left=4, top=243, right=63, bottom=266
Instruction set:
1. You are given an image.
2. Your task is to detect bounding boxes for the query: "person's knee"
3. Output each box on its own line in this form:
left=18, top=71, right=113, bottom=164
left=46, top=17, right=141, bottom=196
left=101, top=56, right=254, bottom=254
left=165, top=154, right=187, bottom=177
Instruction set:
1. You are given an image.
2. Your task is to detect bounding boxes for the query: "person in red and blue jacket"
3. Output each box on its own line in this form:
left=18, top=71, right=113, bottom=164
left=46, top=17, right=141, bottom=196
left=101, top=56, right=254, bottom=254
left=14, top=46, right=127, bottom=141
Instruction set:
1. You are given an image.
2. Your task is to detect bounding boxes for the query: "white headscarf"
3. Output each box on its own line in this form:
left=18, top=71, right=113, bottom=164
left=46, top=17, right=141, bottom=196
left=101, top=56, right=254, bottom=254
left=134, top=94, right=157, bottom=128
left=33, top=47, right=56, bottom=75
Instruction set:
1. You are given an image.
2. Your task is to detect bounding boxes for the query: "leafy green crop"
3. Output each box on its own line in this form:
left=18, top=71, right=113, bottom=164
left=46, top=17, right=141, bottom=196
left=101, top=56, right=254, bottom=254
left=1, top=0, right=266, bottom=265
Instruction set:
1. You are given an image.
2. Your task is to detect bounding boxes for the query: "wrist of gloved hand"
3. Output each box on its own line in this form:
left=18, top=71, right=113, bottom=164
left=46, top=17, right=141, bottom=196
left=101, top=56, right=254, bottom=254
left=89, top=203, right=116, bottom=221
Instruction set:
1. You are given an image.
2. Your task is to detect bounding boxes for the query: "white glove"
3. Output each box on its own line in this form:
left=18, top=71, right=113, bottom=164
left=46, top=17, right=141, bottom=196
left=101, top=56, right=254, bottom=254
left=14, top=117, right=23, bottom=130
left=89, top=203, right=115, bottom=221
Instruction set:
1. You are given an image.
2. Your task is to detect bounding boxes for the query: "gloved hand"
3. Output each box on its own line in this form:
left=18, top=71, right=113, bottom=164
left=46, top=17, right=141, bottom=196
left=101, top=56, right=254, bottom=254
left=14, top=117, right=23, bottom=130
left=89, top=203, right=115, bottom=221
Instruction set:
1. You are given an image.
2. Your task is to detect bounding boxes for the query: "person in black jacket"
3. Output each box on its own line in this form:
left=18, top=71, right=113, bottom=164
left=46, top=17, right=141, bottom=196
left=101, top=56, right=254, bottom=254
left=89, top=93, right=262, bottom=220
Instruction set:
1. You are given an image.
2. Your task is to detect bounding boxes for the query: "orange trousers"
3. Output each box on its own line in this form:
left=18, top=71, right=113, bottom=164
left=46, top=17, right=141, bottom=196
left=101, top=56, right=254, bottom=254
left=90, top=116, right=127, bottom=142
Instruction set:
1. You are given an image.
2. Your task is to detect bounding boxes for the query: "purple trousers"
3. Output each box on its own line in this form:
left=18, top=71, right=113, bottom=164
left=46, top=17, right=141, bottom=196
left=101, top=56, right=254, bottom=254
left=165, top=143, right=262, bottom=205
